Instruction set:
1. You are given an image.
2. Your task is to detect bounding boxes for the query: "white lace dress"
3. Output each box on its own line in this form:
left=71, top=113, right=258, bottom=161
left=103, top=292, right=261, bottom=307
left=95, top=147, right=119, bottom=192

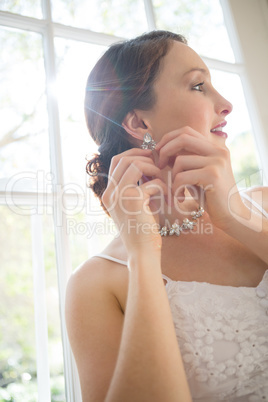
left=162, top=272, right=268, bottom=401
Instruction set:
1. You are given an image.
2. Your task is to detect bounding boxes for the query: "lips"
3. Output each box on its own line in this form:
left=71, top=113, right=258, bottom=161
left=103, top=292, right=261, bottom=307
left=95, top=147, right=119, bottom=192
left=210, top=121, right=228, bottom=138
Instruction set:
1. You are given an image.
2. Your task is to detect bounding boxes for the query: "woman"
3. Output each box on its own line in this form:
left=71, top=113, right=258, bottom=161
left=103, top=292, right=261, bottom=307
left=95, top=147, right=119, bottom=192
left=65, top=31, right=268, bottom=401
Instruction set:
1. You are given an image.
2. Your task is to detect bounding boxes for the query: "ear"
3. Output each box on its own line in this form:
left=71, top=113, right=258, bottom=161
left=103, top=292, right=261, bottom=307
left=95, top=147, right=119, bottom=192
left=122, top=110, right=152, bottom=141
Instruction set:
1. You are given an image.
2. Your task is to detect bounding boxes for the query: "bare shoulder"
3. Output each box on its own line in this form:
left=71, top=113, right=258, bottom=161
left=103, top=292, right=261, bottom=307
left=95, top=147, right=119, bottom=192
left=66, top=254, right=127, bottom=296
left=65, top=253, right=129, bottom=334
left=243, top=185, right=268, bottom=213
left=65, top=256, right=128, bottom=401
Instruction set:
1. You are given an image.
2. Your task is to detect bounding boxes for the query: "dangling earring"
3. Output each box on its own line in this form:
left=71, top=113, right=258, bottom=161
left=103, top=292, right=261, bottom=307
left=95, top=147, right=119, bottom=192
left=141, top=133, right=156, bottom=150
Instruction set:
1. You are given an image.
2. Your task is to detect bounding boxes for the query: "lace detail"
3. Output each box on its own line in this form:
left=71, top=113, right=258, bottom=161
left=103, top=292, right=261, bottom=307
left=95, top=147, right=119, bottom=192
left=165, top=271, right=268, bottom=401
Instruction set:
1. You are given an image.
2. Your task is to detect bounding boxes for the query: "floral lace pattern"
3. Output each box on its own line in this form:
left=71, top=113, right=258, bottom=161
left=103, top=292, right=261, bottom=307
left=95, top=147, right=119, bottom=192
left=164, top=271, right=268, bottom=401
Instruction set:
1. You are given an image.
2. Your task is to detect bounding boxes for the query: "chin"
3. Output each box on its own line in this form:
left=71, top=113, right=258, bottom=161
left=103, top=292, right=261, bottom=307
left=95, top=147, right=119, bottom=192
left=210, top=133, right=227, bottom=143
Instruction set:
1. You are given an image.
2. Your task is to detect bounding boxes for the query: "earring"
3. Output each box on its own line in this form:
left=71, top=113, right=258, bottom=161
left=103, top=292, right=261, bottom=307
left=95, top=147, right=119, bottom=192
left=141, top=133, right=156, bottom=150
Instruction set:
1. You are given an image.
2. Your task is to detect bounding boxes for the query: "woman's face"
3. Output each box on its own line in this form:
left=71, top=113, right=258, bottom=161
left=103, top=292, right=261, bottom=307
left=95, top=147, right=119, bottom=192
left=146, top=40, right=233, bottom=144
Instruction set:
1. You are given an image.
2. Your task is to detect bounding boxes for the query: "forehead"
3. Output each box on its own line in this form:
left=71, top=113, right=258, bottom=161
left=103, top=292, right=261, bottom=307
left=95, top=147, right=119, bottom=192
left=158, top=40, right=208, bottom=79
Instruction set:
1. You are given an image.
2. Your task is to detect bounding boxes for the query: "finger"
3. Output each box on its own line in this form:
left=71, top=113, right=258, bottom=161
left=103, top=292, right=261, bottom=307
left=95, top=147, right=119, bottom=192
left=173, top=185, right=203, bottom=205
left=172, top=168, right=209, bottom=199
left=119, top=161, right=162, bottom=189
left=111, top=155, right=155, bottom=185
left=172, top=155, right=209, bottom=180
left=155, top=126, right=204, bottom=152
left=158, top=135, right=213, bottom=169
left=140, top=178, right=169, bottom=215
left=109, top=148, right=153, bottom=177
left=140, top=178, right=168, bottom=197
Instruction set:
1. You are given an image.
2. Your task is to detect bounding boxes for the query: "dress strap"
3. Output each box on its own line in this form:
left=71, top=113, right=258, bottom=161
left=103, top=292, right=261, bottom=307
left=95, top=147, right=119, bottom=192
left=241, top=191, right=268, bottom=219
left=94, top=254, right=171, bottom=284
left=162, top=274, right=172, bottom=283
left=93, top=254, right=128, bottom=266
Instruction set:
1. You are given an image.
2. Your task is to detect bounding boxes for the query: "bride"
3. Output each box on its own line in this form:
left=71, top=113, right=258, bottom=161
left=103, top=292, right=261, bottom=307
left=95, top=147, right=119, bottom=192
left=65, top=30, right=268, bottom=401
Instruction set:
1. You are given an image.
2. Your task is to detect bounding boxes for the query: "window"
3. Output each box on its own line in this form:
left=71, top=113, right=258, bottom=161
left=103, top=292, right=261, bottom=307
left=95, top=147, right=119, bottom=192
left=0, top=0, right=267, bottom=400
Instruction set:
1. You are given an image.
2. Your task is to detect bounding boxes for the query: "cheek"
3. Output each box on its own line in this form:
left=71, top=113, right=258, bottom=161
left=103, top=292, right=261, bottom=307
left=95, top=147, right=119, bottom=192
left=185, top=106, right=211, bottom=135
left=150, top=98, right=212, bottom=138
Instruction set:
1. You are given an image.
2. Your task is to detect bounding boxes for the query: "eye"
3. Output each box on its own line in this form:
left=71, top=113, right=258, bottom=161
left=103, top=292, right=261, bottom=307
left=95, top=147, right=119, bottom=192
left=192, top=82, right=204, bottom=92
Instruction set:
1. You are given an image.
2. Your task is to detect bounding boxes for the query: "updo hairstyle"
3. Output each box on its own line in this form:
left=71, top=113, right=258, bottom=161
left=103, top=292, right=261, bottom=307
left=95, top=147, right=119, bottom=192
left=85, top=30, right=187, bottom=214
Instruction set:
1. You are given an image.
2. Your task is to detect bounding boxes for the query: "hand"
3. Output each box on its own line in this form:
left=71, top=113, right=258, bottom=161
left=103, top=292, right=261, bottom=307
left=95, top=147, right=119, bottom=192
left=155, top=126, right=245, bottom=230
left=101, top=148, right=167, bottom=254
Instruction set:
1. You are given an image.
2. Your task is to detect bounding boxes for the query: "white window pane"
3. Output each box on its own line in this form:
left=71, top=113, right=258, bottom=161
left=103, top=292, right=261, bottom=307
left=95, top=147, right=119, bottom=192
left=0, top=28, right=50, bottom=191
left=210, top=69, right=262, bottom=187
left=0, top=207, right=38, bottom=401
left=51, top=0, right=147, bottom=37
left=55, top=38, right=105, bottom=188
left=0, top=205, right=66, bottom=401
left=0, top=0, right=42, bottom=19
left=66, top=204, right=117, bottom=269
left=152, top=0, right=235, bottom=63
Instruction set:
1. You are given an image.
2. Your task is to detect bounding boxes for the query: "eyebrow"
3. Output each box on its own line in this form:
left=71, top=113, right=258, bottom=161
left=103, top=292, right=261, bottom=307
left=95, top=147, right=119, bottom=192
left=183, top=67, right=209, bottom=77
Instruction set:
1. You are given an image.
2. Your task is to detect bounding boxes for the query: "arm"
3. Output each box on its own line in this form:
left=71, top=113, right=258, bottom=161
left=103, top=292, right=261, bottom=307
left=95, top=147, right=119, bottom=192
left=66, top=148, right=192, bottom=402
left=106, top=254, right=191, bottom=402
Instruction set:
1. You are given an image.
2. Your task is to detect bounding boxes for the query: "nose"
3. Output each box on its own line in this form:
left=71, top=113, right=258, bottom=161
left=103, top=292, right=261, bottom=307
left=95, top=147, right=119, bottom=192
left=215, top=91, right=233, bottom=117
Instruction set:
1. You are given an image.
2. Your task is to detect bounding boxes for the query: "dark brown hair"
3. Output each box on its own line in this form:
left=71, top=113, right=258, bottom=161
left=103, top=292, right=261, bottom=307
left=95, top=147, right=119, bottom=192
left=85, top=30, right=187, bottom=214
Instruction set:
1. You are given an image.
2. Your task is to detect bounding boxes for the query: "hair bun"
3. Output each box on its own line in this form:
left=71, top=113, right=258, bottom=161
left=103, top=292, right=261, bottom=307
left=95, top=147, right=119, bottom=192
left=85, top=153, right=100, bottom=176
left=86, top=153, right=109, bottom=215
